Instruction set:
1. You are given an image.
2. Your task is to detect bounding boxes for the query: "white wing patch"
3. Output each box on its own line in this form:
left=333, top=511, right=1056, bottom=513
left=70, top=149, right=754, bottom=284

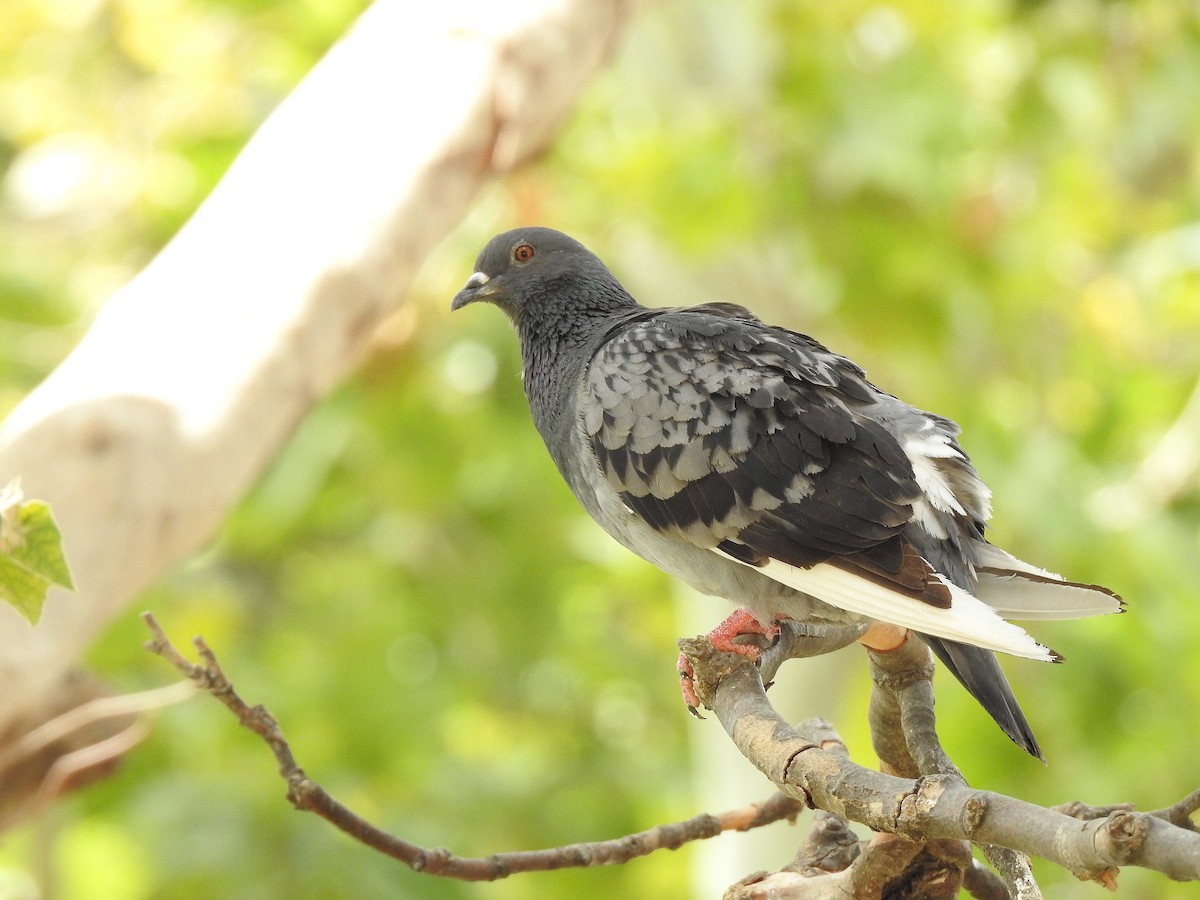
left=902, top=425, right=993, bottom=541
left=904, top=431, right=969, bottom=516
left=714, top=548, right=1057, bottom=662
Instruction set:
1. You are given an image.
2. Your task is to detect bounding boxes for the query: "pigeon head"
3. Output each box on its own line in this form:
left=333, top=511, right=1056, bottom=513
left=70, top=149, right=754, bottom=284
left=451, top=227, right=644, bottom=446
left=450, top=227, right=635, bottom=326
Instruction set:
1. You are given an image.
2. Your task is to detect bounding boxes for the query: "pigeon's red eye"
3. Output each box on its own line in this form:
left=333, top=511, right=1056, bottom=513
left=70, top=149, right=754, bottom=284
left=513, top=243, right=535, bottom=263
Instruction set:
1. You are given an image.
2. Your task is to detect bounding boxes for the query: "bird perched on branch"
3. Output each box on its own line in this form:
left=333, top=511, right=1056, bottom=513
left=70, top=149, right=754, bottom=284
left=451, top=226, right=1123, bottom=759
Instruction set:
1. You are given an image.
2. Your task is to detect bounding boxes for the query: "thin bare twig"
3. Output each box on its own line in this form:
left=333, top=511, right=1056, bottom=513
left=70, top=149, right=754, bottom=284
left=0, top=681, right=193, bottom=778
left=0, top=675, right=195, bottom=830
left=1146, top=789, right=1200, bottom=831
left=141, top=611, right=804, bottom=881
left=36, top=720, right=150, bottom=808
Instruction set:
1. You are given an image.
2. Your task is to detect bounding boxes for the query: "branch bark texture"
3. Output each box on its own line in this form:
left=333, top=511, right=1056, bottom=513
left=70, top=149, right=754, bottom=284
left=679, top=637, right=1200, bottom=889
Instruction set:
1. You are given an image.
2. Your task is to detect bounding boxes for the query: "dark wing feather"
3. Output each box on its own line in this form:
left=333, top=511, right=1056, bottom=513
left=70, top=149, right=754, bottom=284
left=584, top=303, right=940, bottom=597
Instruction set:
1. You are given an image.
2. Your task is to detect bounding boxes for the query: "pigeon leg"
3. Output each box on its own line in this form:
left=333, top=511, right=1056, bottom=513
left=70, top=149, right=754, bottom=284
left=678, top=608, right=782, bottom=714
left=858, top=621, right=909, bottom=652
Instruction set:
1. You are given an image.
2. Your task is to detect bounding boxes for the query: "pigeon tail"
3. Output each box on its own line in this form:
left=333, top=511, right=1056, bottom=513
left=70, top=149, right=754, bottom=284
left=972, top=544, right=1125, bottom=621
left=922, top=636, right=1045, bottom=761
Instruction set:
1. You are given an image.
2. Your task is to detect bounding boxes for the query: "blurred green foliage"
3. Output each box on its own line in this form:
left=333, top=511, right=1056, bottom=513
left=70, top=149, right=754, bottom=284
left=2, top=0, right=1199, bottom=898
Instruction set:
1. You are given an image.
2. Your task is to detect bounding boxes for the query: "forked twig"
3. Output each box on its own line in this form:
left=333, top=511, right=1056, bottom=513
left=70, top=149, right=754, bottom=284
left=141, top=611, right=803, bottom=881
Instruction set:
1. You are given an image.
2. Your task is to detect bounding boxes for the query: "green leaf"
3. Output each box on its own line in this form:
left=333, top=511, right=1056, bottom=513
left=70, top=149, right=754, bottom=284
left=0, top=480, right=74, bottom=625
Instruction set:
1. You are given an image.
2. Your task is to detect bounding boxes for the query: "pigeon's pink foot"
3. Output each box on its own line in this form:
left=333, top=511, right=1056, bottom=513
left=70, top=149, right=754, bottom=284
left=678, top=608, right=782, bottom=715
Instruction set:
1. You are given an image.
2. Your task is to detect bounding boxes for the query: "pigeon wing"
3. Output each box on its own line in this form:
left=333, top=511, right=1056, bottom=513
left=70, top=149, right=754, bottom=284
left=583, top=303, right=1055, bottom=661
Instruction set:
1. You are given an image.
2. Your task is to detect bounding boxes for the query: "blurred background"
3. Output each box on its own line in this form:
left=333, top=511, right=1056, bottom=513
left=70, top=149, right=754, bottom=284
left=2, top=0, right=1199, bottom=897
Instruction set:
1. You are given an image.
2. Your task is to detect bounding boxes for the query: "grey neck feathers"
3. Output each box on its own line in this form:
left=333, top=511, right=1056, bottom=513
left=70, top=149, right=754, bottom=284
left=516, top=278, right=641, bottom=452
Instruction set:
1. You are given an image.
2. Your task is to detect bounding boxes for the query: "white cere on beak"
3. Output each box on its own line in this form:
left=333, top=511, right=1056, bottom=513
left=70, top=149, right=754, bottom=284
left=465, top=271, right=490, bottom=288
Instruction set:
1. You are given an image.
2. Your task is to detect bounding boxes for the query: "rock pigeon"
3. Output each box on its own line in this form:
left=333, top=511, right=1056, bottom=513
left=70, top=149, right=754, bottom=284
left=450, top=226, right=1123, bottom=759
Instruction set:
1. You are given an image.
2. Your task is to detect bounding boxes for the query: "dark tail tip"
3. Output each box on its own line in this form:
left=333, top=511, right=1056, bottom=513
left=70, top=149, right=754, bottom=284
left=922, top=636, right=1045, bottom=762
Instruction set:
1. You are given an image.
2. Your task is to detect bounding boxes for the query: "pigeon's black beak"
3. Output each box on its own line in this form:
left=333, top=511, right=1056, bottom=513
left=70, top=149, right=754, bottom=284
left=450, top=271, right=499, bottom=311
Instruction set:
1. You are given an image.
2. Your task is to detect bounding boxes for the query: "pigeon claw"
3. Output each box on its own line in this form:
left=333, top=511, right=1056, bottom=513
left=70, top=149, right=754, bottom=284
left=677, top=653, right=704, bottom=718
left=678, top=608, right=783, bottom=715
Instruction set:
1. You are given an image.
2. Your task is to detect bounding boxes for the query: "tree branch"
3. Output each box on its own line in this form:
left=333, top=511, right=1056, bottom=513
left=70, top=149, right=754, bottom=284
left=140, top=612, right=803, bottom=881
left=864, top=638, right=1039, bottom=898
left=1145, top=790, right=1200, bottom=832
left=138, top=607, right=1200, bottom=895
left=725, top=716, right=983, bottom=900
left=678, top=636, right=1200, bottom=890
left=0, top=0, right=645, bottom=832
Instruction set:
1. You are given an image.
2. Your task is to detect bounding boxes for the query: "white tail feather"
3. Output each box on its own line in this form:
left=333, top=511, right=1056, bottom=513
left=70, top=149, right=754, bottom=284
left=973, top=543, right=1123, bottom=619
left=974, top=543, right=1064, bottom=580
left=975, top=570, right=1123, bottom=620
left=715, top=548, right=1057, bottom=662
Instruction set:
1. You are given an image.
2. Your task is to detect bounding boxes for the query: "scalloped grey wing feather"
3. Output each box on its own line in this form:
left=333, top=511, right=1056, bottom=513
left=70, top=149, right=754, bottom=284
left=582, top=305, right=923, bottom=555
